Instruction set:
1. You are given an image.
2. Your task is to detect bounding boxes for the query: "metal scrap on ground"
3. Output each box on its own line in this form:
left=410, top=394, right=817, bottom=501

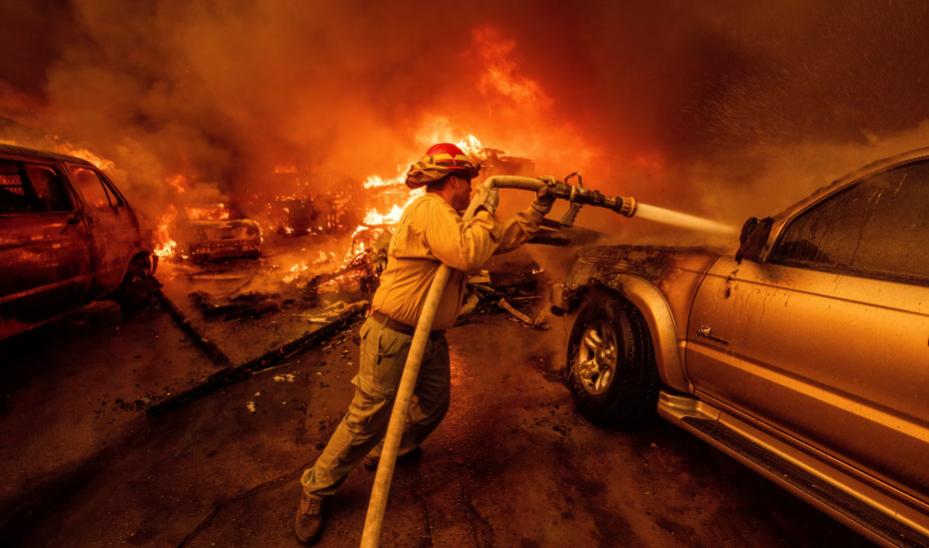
left=458, top=267, right=551, bottom=328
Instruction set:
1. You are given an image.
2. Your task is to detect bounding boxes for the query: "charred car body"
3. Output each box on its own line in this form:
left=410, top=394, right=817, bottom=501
left=552, top=149, right=929, bottom=547
left=169, top=202, right=261, bottom=260
left=0, top=144, right=157, bottom=340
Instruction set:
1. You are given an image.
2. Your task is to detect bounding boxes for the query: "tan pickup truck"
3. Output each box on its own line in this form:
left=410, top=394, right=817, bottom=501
left=552, top=148, right=929, bottom=548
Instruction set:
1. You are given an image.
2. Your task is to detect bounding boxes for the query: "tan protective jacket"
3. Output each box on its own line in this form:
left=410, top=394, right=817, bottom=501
left=372, top=193, right=545, bottom=331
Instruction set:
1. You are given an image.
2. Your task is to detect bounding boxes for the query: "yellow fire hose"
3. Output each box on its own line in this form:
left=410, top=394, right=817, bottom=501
left=359, top=176, right=636, bottom=548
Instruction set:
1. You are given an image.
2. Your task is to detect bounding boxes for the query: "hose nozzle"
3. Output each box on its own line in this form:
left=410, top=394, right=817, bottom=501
left=618, top=196, right=637, bottom=218
left=552, top=182, right=637, bottom=218
left=475, top=175, right=638, bottom=220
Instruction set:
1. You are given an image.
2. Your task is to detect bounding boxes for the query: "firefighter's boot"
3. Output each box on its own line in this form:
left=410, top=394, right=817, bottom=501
left=294, top=490, right=324, bottom=545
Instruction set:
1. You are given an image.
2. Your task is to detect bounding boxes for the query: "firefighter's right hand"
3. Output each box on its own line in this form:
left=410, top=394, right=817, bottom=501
left=475, top=185, right=499, bottom=215
left=532, top=175, right=557, bottom=214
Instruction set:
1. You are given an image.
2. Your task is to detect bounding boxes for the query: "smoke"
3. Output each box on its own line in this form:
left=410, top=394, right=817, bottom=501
left=2, top=0, right=929, bottom=235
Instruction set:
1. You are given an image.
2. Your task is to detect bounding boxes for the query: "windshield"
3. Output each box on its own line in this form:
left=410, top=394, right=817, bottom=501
left=185, top=204, right=245, bottom=221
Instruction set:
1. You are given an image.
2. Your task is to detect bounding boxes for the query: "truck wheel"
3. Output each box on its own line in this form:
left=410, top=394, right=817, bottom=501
left=113, top=256, right=159, bottom=312
left=566, top=292, right=660, bottom=428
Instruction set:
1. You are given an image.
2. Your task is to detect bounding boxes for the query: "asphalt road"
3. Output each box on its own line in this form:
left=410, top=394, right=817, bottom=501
left=0, top=302, right=877, bottom=548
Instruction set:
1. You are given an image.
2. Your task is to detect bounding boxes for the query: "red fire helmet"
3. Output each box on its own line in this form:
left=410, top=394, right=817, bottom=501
left=425, top=143, right=473, bottom=171
left=405, top=143, right=481, bottom=189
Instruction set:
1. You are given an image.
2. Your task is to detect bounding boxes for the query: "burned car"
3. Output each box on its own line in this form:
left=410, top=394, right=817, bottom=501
left=169, top=202, right=261, bottom=260
left=0, top=144, right=157, bottom=340
left=552, top=148, right=929, bottom=547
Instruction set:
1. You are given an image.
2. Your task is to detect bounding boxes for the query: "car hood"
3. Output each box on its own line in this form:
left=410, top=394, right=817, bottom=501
left=569, top=245, right=724, bottom=287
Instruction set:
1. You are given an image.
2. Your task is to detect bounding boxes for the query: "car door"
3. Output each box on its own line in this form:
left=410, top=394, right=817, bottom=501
left=687, top=159, right=929, bottom=502
left=0, top=158, right=94, bottom=337
left=66, top=164, right=139, bottom=293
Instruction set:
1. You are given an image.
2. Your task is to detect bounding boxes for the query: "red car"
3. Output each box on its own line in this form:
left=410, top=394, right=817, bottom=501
left=0, top=144, right=157, bottom=340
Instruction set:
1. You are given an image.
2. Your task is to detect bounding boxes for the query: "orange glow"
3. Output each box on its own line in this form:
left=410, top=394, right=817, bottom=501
left=166, top=174, right=187, bottom=193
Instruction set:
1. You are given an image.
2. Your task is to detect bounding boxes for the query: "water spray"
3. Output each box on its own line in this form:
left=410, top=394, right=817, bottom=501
left=634, top=203, right=737, bottom=236
left=477, top=175, right=736, bottom=235
left=360, top=174, right=732, bottom=548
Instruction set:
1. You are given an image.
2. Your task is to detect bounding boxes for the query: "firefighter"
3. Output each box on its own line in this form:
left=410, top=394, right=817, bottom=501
left=295, top=143, right=556, bottom=545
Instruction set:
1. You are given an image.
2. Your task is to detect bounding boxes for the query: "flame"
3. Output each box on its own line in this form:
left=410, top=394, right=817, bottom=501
left=154, top=204, right=178, bottom=259
left=456, top=134, right=485, bottom=157
left=53, top=143, right=115, bottom=170
left=416, top=121, right=496, bottom=161
left=283, top=261, right=310, bottom=283
left=363, top=172, right=404, bottom=189
left=275, top=164, right=298, bottom=174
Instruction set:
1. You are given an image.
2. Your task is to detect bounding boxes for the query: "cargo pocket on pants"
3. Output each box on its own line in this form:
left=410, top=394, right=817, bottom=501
left=369, top=328, right=411, bottom=393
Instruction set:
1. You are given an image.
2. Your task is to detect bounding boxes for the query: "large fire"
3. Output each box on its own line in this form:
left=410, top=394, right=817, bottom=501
left=42, top=28, right=583, bottom=275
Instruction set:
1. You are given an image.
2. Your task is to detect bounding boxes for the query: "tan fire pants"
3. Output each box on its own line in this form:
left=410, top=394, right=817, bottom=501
left=300, top=315, right=450, bottom=499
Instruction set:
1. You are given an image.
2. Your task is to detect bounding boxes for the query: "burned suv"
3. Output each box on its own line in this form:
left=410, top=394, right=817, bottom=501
left=0, top=144, right=157, bottom=340
left=552, top=148, right=929, bottom=547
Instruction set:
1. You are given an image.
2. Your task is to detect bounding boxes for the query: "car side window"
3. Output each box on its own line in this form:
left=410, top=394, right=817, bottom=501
left=69, top=165, right=122, bottom=208
left=97, top=173, right=124, bottom=206
left=0, top=159, right=43, bottom=214
left=24, top=164, right=73, bottom=212
left=770, top=160, right=929, bottom=285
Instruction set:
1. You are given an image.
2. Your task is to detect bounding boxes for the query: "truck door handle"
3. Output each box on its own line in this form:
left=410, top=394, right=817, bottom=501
left=697, top=324, right=730, bottom=345
left=59, top=216, right=81, bottom=234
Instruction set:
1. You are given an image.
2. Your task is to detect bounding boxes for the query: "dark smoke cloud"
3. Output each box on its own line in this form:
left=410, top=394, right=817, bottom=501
left=1, top=0, right=928, bottom=233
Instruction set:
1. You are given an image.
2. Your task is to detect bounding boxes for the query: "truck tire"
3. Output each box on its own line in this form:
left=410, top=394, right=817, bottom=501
left=113, top=255, right=158, bottom=312
left=566, top=292, right=660, bottom=428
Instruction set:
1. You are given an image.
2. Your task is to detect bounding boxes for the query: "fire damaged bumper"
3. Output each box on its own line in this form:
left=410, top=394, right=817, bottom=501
left=549, top=282, right=575, bottom=317
left=189, top=240, right=261, bottom=259
left=549, top=245, right=723, bottom=316
left=182, top=220, right=262, bottom=260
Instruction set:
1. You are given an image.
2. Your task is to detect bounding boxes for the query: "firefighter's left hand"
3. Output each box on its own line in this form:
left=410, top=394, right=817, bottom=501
left=475, top=185, right=499, bottom=215
left=533, top=175, right=557, bottom=214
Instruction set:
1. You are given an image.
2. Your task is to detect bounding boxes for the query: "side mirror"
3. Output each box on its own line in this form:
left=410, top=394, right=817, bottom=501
left=735, top=217, right=774, bottom=264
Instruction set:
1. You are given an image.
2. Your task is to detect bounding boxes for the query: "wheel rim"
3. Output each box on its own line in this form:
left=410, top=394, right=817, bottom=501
left=575, top=321, right=618, bottom=395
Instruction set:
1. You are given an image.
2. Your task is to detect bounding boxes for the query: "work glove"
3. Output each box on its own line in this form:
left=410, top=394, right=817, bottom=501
left=474, top=184, right=499, bottom=215
left=532, top=175, right=558, bottom=215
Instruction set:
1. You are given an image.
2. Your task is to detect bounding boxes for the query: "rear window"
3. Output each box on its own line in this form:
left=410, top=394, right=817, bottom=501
left=0, top=160, right=31, bottom=214
left=0, top=159, right=73, bottom=214
left=24, top=164, right=73, bottom=212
